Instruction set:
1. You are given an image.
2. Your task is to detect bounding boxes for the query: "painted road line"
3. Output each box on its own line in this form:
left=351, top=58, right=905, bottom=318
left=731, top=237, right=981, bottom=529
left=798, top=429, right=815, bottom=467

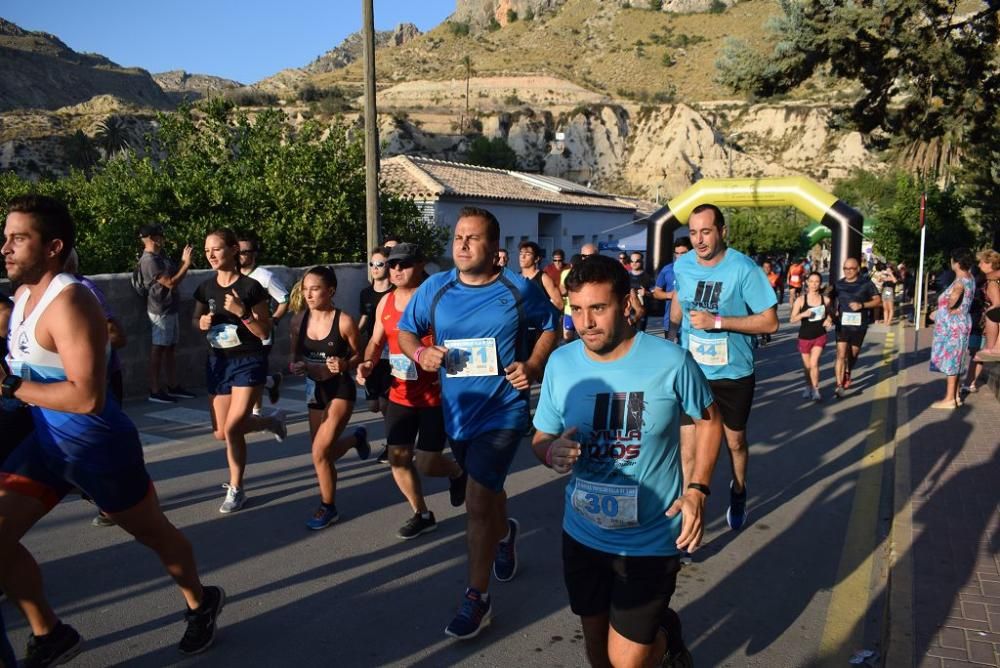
left=887, top=326, right=914, bottom=665
left=817, top=328, right=898, bottom=664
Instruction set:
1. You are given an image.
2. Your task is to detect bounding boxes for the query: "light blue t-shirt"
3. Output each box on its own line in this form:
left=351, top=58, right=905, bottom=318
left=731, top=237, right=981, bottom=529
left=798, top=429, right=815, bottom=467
left=674, top=248, right=776, bottom=380
left=399, top=267, right=557, bottom=441
left=533, top=332, right=714, bottom=557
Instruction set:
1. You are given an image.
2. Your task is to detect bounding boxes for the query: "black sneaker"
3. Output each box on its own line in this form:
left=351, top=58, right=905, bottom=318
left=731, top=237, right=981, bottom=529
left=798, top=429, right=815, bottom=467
left=397, top=512, right=437, bottom=540
left=179, top=585, right=226, bottom=655
left=148, top=391, right=177, bottom=404
left=449, top=470, right=468, bottom=507
left=726, top=481, right=749, bottom=531
left=376, top=446, right=389, bottom=464
left=167, top=385, right=196, bottom=400
left=267, top=373, right=282, bottom=404
left=23, top=622, right=82, bottom=667
left=662, top=646, right=694, bottom=668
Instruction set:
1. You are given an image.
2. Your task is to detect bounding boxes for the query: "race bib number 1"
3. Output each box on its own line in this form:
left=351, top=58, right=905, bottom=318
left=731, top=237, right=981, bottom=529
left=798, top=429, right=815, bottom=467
left=571, top=479, right=639, bottom=530
left=841, top=312, right=863, bottom=327
left=688, top=333, right=729, bottom=366
left=443, top=338, right=499, bottom=377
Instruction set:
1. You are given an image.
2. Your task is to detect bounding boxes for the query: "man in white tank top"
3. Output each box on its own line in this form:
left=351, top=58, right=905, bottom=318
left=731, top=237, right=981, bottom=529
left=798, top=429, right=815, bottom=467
left=0, top=195, right=225, bottom=664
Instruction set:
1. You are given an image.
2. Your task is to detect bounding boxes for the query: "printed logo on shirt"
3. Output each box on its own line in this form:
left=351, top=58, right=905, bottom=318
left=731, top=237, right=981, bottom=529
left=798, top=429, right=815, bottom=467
left=585, top=391, right=645, bottom=464
left=691, top=280, right=724, bottom=312
left=16, top=330, right=29, bottom=355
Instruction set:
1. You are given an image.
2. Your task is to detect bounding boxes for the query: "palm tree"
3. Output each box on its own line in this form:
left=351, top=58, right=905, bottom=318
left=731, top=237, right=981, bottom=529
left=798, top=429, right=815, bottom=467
left=94, top=115, right=131, bottom=157
left=62, top=130, right=99, bottom=173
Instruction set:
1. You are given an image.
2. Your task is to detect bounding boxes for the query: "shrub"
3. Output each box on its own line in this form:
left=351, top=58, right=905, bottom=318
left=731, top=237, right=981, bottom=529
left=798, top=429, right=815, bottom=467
left=448, top=21, right=470, bottom=36
left=506, top=9, right=518, bottom=22
left=649, top=0, right=664, bottom=9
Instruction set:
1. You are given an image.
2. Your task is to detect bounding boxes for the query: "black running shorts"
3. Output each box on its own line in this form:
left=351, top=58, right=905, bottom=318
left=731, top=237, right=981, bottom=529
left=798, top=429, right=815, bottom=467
left=384, top=401, right=446, bottom=453
left=680, top=373, right=755, bottom=431
left=562, top=532, right=681, bottom=645
left=835, top=326, right=868, bottom=348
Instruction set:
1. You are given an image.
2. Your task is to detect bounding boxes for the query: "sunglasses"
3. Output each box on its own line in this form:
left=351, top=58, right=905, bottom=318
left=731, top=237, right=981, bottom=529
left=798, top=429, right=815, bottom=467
left=369, top=261, right=386, bottom=268
left=238, top=249, right=256, bottom=256
left=388, top=260, right=414, bottom=270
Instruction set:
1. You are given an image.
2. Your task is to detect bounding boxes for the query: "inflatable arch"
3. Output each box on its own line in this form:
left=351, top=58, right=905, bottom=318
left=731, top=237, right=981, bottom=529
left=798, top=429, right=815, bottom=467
left=644, top=177, right=863, bottom=284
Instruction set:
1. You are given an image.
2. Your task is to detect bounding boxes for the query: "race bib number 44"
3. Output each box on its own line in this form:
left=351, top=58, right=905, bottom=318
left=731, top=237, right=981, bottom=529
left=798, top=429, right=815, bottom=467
left=688, top=333, right=729, bottom=366
left=444, top=338, right=499, bottom=377
left=571, top=479, right=639, bottom=530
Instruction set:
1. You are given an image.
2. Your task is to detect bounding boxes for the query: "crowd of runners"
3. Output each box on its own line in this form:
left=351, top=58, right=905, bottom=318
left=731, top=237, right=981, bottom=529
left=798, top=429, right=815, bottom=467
left=0, top=194, right=994, bottom=667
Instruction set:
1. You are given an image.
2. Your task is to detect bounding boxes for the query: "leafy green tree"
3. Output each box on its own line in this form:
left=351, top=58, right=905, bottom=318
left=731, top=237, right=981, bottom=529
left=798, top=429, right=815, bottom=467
left=94, top=116, right=131, bottom=156
left=465, top=136, right=518, bottom=170
left=725, top=208, right=807, bottom=257
left=61, top=131, right=99, bottom=173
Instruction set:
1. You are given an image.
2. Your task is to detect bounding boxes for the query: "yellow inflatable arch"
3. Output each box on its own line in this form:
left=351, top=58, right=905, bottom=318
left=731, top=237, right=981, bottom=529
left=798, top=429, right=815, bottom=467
left=644, top=177, right=863, bottom=283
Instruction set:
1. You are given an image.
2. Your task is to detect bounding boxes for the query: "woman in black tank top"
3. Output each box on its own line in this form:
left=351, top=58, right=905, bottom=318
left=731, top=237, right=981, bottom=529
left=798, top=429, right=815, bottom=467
left=288, top=265, right=370, bottom=530
left=790, top=272, right=833, bottom=401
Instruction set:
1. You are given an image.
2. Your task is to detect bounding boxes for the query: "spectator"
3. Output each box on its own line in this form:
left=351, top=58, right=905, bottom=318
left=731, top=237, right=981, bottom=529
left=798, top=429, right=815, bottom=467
left=238, top=233, right=289, bottom=409
left=626, top=251, right=654, bottom=331
left=929, top=249, right=975, bottom=409
left=543, top=248, right=566, bottom=285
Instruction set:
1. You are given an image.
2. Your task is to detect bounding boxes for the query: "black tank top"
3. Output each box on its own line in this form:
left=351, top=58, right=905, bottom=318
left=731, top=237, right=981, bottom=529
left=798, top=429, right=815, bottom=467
left=798, top=292, right=828, bottom=340
left=528, top=270, right=545, bottom=290
left=298, top=309, right=351, bottom=377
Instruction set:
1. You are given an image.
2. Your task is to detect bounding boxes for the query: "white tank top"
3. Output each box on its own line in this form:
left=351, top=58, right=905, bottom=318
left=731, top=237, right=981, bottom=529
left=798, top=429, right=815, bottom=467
left=7, top=273, right=79, bottom=382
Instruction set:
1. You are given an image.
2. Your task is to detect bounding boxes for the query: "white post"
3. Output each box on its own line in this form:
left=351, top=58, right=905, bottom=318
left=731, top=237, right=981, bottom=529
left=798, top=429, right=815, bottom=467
left=914, top=193, right=927, bottom=331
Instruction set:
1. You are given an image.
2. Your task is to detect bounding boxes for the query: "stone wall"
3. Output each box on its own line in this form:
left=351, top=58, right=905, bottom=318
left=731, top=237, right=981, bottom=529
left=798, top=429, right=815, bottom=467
left=2, top=264, right=370, bottom=400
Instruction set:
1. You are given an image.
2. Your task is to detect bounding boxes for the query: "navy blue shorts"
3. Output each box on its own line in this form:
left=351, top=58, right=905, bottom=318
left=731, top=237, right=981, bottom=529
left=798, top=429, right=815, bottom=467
left=449, top=428, right=522, bottom=493
left=0, top=432, right=152, bottom=513
left=206, top=353, right=267, bottom=395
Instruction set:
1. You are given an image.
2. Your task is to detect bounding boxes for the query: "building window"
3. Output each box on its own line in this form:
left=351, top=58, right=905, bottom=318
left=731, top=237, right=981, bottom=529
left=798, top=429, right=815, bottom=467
left=504, top=236, right=514, bottom=252
left=571, top=235, right=584, bottom=250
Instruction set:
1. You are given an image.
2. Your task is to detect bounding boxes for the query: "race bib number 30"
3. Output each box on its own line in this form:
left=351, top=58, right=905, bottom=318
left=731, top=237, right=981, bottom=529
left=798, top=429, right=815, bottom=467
left=571, top=479, right=639, bottom=530
left=688, top=333, right=729, bottom=366
left=443, top=338, right=499, bottom=377
left=841, top=312, right=863, bottom=327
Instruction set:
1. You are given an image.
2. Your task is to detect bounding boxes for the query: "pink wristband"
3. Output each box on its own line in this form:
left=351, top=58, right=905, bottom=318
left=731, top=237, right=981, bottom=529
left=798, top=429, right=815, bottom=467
left=414, top=346, right=427, bottom=364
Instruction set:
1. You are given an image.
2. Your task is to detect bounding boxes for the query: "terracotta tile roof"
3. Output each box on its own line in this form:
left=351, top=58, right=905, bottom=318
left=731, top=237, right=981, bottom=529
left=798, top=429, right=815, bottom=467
left=381, top=155, right=636, bottom=211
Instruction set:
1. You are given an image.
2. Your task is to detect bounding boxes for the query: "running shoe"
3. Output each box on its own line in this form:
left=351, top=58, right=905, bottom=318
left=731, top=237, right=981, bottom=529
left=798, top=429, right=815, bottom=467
left=834, top=385, right=845, bottom=398
left=800, top=387, right=811, bottom=399
left=148, top=391, right=177, bottom=404
left=726, top=482, right=749, bottom=531
left=267, top=373, right=282, bottom=404
left=397, top=512, right=437, bottom=540
left=961, top=383, right=978, bottom=394
left=306, top=504, right=339, bottom=530
left=679, top=550, right=693, bottom=566
left=270, top=411, right=287, bottom=442
left=22, top=622, right=82, bottom=668
left=492, top=517, right=520, bottom=582
left=354, top=426, right=371, bottom=460
left=662, top=646, right=694, bottom=668
left=178, top=585, right=226, bottom=655
left=219, top=484, right=245, bottom=514
left=842, top=370, right=852, bottom=389
left=449, top=470, right=468, bottom=507
left=811, top=388, right=822, bottom=401
left=376, top=446, right=389, bottom=464
left=91, top=512, right=115, bottom=528
left=167, top=385, right=196, bottom=400
left=444, top=588, right=492, bottom=640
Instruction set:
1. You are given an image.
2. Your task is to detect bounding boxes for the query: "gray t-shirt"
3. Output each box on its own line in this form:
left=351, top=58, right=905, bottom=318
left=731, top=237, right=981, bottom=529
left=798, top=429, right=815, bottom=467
left=139, top=250, right=179, bottom=315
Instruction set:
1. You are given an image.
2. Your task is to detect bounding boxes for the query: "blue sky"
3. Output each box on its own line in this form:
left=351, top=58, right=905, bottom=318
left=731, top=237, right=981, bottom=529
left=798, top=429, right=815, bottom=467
left=2, top=0, right=456, bottom=84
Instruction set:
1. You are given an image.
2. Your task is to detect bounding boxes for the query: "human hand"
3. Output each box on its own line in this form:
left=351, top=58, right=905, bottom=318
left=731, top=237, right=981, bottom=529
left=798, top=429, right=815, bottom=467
left=198, top=314, right=213, bottom=331
left=288, top=361, right=307, bottom=376
left=666, top=488, right=708, bottom=552
left=504, top=361, right=538, bottom=390
left=356, top=360, right=373, bottom=385
left=181, top=244, right=194, bottom=264
left=417, top=345, right=447, bottom=373
left=326, top=356, right=346, bottom=375
left=849, top=301, right=862, bottom=311
left=689, top=310, right=716, bottom=330
left=224, top=289, right=245, bottom=317
left=545, top=427, right=581, bottom=474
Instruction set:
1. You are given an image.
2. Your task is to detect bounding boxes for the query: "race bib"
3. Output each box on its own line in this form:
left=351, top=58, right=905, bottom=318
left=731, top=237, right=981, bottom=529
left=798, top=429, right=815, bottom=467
left=841, top=312, right=863, bottom=327
left=389, top=353, right=418, bottom=381
left=809, top=304, right=826, bottom=322
left=571, top=479, right=639, bottom=530
left=304, top=377, right=316, bottom=405
left=688, top=333, right=728, bottom=366
left=207, top=324, right=241, bottom=349
left=444, top=338, right=499, bottom=377
left=790, top=274, right=802, bottom=287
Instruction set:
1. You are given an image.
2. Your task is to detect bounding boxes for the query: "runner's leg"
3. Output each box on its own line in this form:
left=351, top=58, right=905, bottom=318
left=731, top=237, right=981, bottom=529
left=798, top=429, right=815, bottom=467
left=725, top=426, right=749, bottom=493
left=800, top=352, right=812, bottom=388
left=415, top=451, right=462, bottom=479
left=579, top=614, right=612, bottom=668
left=809, top=346, right=823, bottom=390
left=311, top=399, right=356, bottom=505
left=465, top=479, right=508, bottom=593
left=0, top=491, right=58, bottom=635
left=389, top=446, right=427, bottom=514
left=835, top=341, right=849, bottom=388
left=607, top=624, right=666, bottom=668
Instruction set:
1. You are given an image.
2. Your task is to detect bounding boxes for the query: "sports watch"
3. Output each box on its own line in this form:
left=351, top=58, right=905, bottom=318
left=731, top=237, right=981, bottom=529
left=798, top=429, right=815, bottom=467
left=1, top=374, right=22, bottom=399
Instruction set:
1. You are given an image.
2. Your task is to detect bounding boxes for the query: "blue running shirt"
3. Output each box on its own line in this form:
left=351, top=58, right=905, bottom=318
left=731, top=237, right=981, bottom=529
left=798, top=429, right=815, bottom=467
left=399, top=268, right=557, bottom=440
left=533, top=332, right=714, bottom=556
left=674, top=248, right=776, bottom=380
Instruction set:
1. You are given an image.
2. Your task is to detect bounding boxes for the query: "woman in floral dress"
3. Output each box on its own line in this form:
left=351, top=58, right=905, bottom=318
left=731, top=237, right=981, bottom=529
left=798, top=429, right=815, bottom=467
left=930, top=248, right=976, bottom=409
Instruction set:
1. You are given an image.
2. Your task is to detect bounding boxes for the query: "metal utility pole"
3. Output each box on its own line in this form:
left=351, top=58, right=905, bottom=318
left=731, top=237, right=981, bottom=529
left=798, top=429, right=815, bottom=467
left=362, top=0, right=381, bottom=254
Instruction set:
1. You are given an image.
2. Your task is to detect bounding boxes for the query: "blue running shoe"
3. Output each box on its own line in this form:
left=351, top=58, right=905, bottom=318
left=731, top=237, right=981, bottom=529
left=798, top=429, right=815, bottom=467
left=306, top=504, right=339, bottom=531
left=444, top=588, right=492, bottom=640
left=492, top=517, right=519, bottom=582
left=726, top=481, right=749, bottom=531
left=354, top=426, right=371, bottom=460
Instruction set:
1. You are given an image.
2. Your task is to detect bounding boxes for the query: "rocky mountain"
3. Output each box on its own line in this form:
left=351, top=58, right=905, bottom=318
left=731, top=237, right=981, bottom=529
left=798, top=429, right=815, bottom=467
left=306, top=23, right=421, bottom=74
left=0, top=17, right=173, bottom=112
left=153, top=70, right=242, bottom=103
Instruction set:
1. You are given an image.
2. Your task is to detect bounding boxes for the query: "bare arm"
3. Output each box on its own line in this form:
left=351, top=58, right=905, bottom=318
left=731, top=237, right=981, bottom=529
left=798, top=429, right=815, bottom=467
left=690, top=306, right=779, bottom=335
left=666, top=402, right=723, bottom=552
left=540, top=273, right=564, bottom=309
left=107, top=317, right=127, bottom=349
left=155, top=245, right=193, bottom=290
left=337, top=312, right=364, bottom=372
left=193, top=300, right=209, bottom=330
left=789, top=296, right=807, bottom=323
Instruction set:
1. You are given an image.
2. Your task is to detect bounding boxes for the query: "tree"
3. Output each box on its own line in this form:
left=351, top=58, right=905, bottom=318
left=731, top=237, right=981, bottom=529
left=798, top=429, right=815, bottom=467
left=61, top=130, right=99, bottom=173
left=465, top=136, right=518, bottom=170
left=94, top=115, right=131, bottom=157
left=725, top=208, right=807, bottom=257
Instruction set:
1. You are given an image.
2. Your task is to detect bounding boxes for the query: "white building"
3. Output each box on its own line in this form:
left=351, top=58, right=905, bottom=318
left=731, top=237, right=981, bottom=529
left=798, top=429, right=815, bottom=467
left=381, top=155, right=647, bottom=261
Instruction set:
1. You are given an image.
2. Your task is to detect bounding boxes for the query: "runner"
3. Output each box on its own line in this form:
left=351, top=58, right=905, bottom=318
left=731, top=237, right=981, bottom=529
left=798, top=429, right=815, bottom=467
left=398, top=206, right=558, bottom=640
left=626, top=252, right=654, bottom=331
left=518, top=241, right=563, bottom=309
left=288, top=265, right=370, bottom=530
left=652, top=236, right=692, bottom=341
left=357, top=243, right=467, bottom=540
left=0, top=195, right=224, bottom=664
left=531, top=254, right=723, bottom=668
left=238, top=233, right=289, bottom=410
left=358, top=247, right=394, bottom=463
left=193, top=228, right=286, bottom=513
left=786, top=257, right=806, bottom=305
left=831, top=257, right=881, bottom=398
left=543, top=248, right=567, bottom=286
left=670, top=203, right=778, bottom=531
left=790, top=272, right=833, bottom=400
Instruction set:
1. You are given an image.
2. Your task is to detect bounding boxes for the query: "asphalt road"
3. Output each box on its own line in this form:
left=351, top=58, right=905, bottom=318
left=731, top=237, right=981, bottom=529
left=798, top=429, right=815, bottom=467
left=2, top=308, right=897, bottom=667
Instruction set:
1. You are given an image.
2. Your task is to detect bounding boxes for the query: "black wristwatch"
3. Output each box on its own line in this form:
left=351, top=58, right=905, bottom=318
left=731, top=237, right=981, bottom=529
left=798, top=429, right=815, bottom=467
left=687, top=482, right=711, bottom=496
left=2, top=374, right=22, bottom=399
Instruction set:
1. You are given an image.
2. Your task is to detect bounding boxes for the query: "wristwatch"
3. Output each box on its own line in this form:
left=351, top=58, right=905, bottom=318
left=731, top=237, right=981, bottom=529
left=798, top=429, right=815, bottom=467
left=687, top=482, right=711, bottom=496
left=1, top=374, right=22, bottom=399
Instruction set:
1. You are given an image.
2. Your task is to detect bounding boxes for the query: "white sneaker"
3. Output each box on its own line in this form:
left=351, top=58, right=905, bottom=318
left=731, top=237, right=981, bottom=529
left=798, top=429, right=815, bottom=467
left=270, top=411, right=287, bottom=442
left=801, top=387, right=811, bottom=399
left=834, top=386, right=844, bottom=398
left=811, top=388, right=822, bottom=401
left=219, top=484, right=245, bottom=513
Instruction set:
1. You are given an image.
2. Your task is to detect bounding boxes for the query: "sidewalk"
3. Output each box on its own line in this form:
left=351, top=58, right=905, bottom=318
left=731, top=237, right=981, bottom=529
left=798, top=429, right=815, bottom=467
left=889, top=325, right=1000, bottom=667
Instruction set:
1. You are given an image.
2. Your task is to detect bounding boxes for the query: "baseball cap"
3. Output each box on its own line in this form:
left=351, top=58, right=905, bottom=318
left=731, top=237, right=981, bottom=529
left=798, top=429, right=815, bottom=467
left=139, top=223, right=164, bottom=238
left=387, top=242, right=424, bottom=263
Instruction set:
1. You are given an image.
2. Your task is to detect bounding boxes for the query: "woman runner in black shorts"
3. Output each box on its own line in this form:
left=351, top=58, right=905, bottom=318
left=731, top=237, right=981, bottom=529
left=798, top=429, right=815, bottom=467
left=289, top=266, right=370, bottom=530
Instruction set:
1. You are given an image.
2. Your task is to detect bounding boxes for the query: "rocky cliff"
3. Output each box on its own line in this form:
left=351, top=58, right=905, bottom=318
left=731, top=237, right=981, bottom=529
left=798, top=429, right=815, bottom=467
left=153, top=70, right=242, bottom=103
left=306, top=23, right=421, bottom=74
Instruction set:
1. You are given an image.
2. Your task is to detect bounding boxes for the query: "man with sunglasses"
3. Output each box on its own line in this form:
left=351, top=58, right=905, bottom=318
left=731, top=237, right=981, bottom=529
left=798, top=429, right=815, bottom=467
left=359, top=247, right=394, bottom=460
left=544, top=248, right=567, bottom=285
left=831, top=258, right=881, bottom=397
left=238, top=234, right=288, bottom=407
left=627, top=252, right=654, bottom=331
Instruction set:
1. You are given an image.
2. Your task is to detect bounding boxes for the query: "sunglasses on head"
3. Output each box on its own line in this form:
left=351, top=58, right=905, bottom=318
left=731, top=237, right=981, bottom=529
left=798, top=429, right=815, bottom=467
left=388, top=260, right=414, bottom=270
left=369, top=260, right=386, bottom=268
